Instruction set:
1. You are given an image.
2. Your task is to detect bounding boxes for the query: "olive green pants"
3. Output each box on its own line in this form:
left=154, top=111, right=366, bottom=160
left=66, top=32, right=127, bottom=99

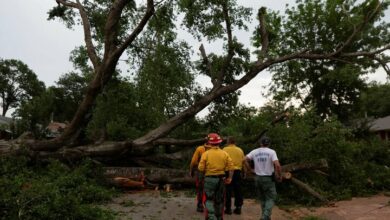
left=196, top=171, right=205, bottom=208
left=204, top=176, right=225, bottom=220
left=254, top=176, right=277, bottom=220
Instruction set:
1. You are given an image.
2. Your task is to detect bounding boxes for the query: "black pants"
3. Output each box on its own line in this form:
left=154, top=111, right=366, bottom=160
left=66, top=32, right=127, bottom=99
left=225, top=170, right=243, bottom=210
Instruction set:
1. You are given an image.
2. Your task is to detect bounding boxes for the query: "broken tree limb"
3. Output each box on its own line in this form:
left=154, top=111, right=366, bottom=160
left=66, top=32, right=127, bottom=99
left=103, top=159, right=327, bottom=185
left=104, top=167, right=195, bottom=185
left=290, top=177, right=329, bottom=203
left=282, top=159, right=328, bottom=173
left=103, top=159, right=329, bottom=202
left=283, top=172, right=292, bottom=180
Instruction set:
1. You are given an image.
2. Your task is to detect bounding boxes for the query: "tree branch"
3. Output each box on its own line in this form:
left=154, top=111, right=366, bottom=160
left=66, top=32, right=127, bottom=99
left=103, top=0, right=132, bottom=56
left=340, top=43, right=390, bottom=57
left=199, top=44, right=214, bottom=84
left=373, top=56, right=390, bottom=76
left=215, top=2, right=235, bottom=87
left=329, top=0, right=381, bottom=57
left=56, top=0, right=100, bottom=69
left=258, top=7, right=269, bottom=59
left=55, top=0, right=77, bottom=8
left=30, top=0, right=155, bottom=151
left=113, top=0, right=155, bottom=58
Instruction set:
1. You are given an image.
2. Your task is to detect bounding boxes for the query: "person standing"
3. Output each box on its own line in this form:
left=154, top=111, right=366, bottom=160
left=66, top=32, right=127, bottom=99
left=244, top=137, right=282, bottom=220
left=189, top=139, right=210, bottom=212
left=198, top=133, right=234, bottom=220
left=222, top=137, right=245, bottom=215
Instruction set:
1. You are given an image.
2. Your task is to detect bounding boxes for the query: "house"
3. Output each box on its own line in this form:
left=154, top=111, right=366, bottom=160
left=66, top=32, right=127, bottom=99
left=369, top=115, right=390, bottom=141
left=0, top=115, right=13, bottom=140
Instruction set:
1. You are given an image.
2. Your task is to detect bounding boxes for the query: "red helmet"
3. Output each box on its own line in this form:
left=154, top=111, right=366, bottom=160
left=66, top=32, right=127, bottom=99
left=207, top=133, right=222, bottom=145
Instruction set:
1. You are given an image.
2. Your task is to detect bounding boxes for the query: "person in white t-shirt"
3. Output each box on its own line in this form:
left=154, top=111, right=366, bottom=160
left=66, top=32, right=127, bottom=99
left=244, top=136, right=282, bottom=220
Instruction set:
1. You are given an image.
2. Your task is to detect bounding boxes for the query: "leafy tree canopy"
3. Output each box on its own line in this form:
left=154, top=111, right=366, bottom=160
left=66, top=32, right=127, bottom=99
left=0, top=59, right=45, bottom=117
left=265, top=0, right=389, bottom=121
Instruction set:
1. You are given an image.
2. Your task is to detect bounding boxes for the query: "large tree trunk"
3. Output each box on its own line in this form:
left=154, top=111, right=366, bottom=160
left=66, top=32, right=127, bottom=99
left=102, top=159, right=329, bottom=202
left=104, top=167, right=194, bottom=186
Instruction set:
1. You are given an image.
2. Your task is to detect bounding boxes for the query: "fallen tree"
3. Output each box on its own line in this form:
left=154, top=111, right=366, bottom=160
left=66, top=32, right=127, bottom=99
left=104, top=159, right=330, bottom=202
left=1, top=0, right=388, bottom=162
left=0, top=4, right=388, bottom=206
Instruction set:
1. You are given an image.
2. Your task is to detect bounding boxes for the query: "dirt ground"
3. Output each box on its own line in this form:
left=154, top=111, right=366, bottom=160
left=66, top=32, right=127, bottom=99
left=103, top=190, right=390, bottom=220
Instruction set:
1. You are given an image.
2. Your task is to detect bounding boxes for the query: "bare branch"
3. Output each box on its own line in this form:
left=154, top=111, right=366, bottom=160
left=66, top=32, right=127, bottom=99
left=373, top=57, right=390, bottom=76
left=215, top=2, right=235, bottom=86
left=199, top=44, right=214, bottom=84
left=222, top=3, right=233, bottom=51
left=340, top=43, right=390, bottom=57
left=258, top=7, right=269, bottom=58
left=57, top=0, right=100, bottom=69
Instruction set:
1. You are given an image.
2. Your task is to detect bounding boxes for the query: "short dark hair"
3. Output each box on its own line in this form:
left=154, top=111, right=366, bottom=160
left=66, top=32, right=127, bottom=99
left=259, top=136, right=271, bottom=146
left=227, top=136, right=235, bottom=144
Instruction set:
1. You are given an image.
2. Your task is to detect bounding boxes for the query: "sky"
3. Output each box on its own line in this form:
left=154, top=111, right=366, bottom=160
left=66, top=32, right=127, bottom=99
left=0, top=0, right=389, bottom=116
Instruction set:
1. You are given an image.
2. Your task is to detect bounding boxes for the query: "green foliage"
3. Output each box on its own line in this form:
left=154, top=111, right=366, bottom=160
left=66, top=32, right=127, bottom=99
left=262, top=0, right=389, bottom=121
left=52, top=72, right=90, bottom=121
left=220, top=104, right=390, bottom=204
left=178, top=0, right=252, bottom=41
left=0, top=157, right=115, bottom=220
left=0, top=58, right=45, bottom=116
left=13, top=88, right=56, bottom=137
left=261, top=110, right=390, bottom=204
left=14, top=72, right=89, bottom=137
left=358, top=82, right=390, bottom=118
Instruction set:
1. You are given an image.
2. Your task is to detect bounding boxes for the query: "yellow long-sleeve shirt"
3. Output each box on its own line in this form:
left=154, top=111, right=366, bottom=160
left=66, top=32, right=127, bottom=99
left=190, top=145, right=206, bottom=169
left=198, top=147, right=234, bottom=176
left=223, top=144, right=245, bottom=170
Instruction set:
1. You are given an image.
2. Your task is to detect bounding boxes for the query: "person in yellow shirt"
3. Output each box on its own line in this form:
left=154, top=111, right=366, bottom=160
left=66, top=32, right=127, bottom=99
left=189, top=139, right=209, bottom=212
left=222, top=137, right=245, bottom=215
left=198, top=133, right=234, bottom=220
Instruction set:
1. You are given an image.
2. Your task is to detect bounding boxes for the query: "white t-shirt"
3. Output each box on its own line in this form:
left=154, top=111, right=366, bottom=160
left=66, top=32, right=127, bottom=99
left=246, top=147, right=278, bottom=176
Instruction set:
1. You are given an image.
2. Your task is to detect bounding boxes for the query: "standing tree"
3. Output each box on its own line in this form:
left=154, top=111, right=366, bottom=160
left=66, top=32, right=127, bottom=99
left=0, top=59, right=45, bottom=116
left=1, top=0, right=389, bottom=162
left=267, top=0, right=389, bottom=121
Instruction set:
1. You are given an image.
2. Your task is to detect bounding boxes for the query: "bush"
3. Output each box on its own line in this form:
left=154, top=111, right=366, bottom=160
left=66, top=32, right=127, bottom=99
left=0, top=156, right=116, bottom=220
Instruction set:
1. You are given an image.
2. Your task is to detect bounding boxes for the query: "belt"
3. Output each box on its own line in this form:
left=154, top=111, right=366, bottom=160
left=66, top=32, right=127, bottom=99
left=206, top=175, right=225, bottom=178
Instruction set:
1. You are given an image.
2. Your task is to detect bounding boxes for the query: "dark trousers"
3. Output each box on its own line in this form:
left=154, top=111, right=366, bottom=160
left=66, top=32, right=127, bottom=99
left=225, top=170, right=243, bottom=210
left=196, top=171, right=205, bottom=207
left=255, top=176, right=276, bottom=220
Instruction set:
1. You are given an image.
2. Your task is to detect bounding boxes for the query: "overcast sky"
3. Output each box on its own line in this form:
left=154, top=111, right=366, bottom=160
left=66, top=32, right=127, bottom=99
left=0, top=0, right=388, bottom=113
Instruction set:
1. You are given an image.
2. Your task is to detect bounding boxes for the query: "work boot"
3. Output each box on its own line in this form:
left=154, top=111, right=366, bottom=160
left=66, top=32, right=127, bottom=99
left=233, top=206, right=241, bottom=214
left=224, top=208, right=232, bottom=215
